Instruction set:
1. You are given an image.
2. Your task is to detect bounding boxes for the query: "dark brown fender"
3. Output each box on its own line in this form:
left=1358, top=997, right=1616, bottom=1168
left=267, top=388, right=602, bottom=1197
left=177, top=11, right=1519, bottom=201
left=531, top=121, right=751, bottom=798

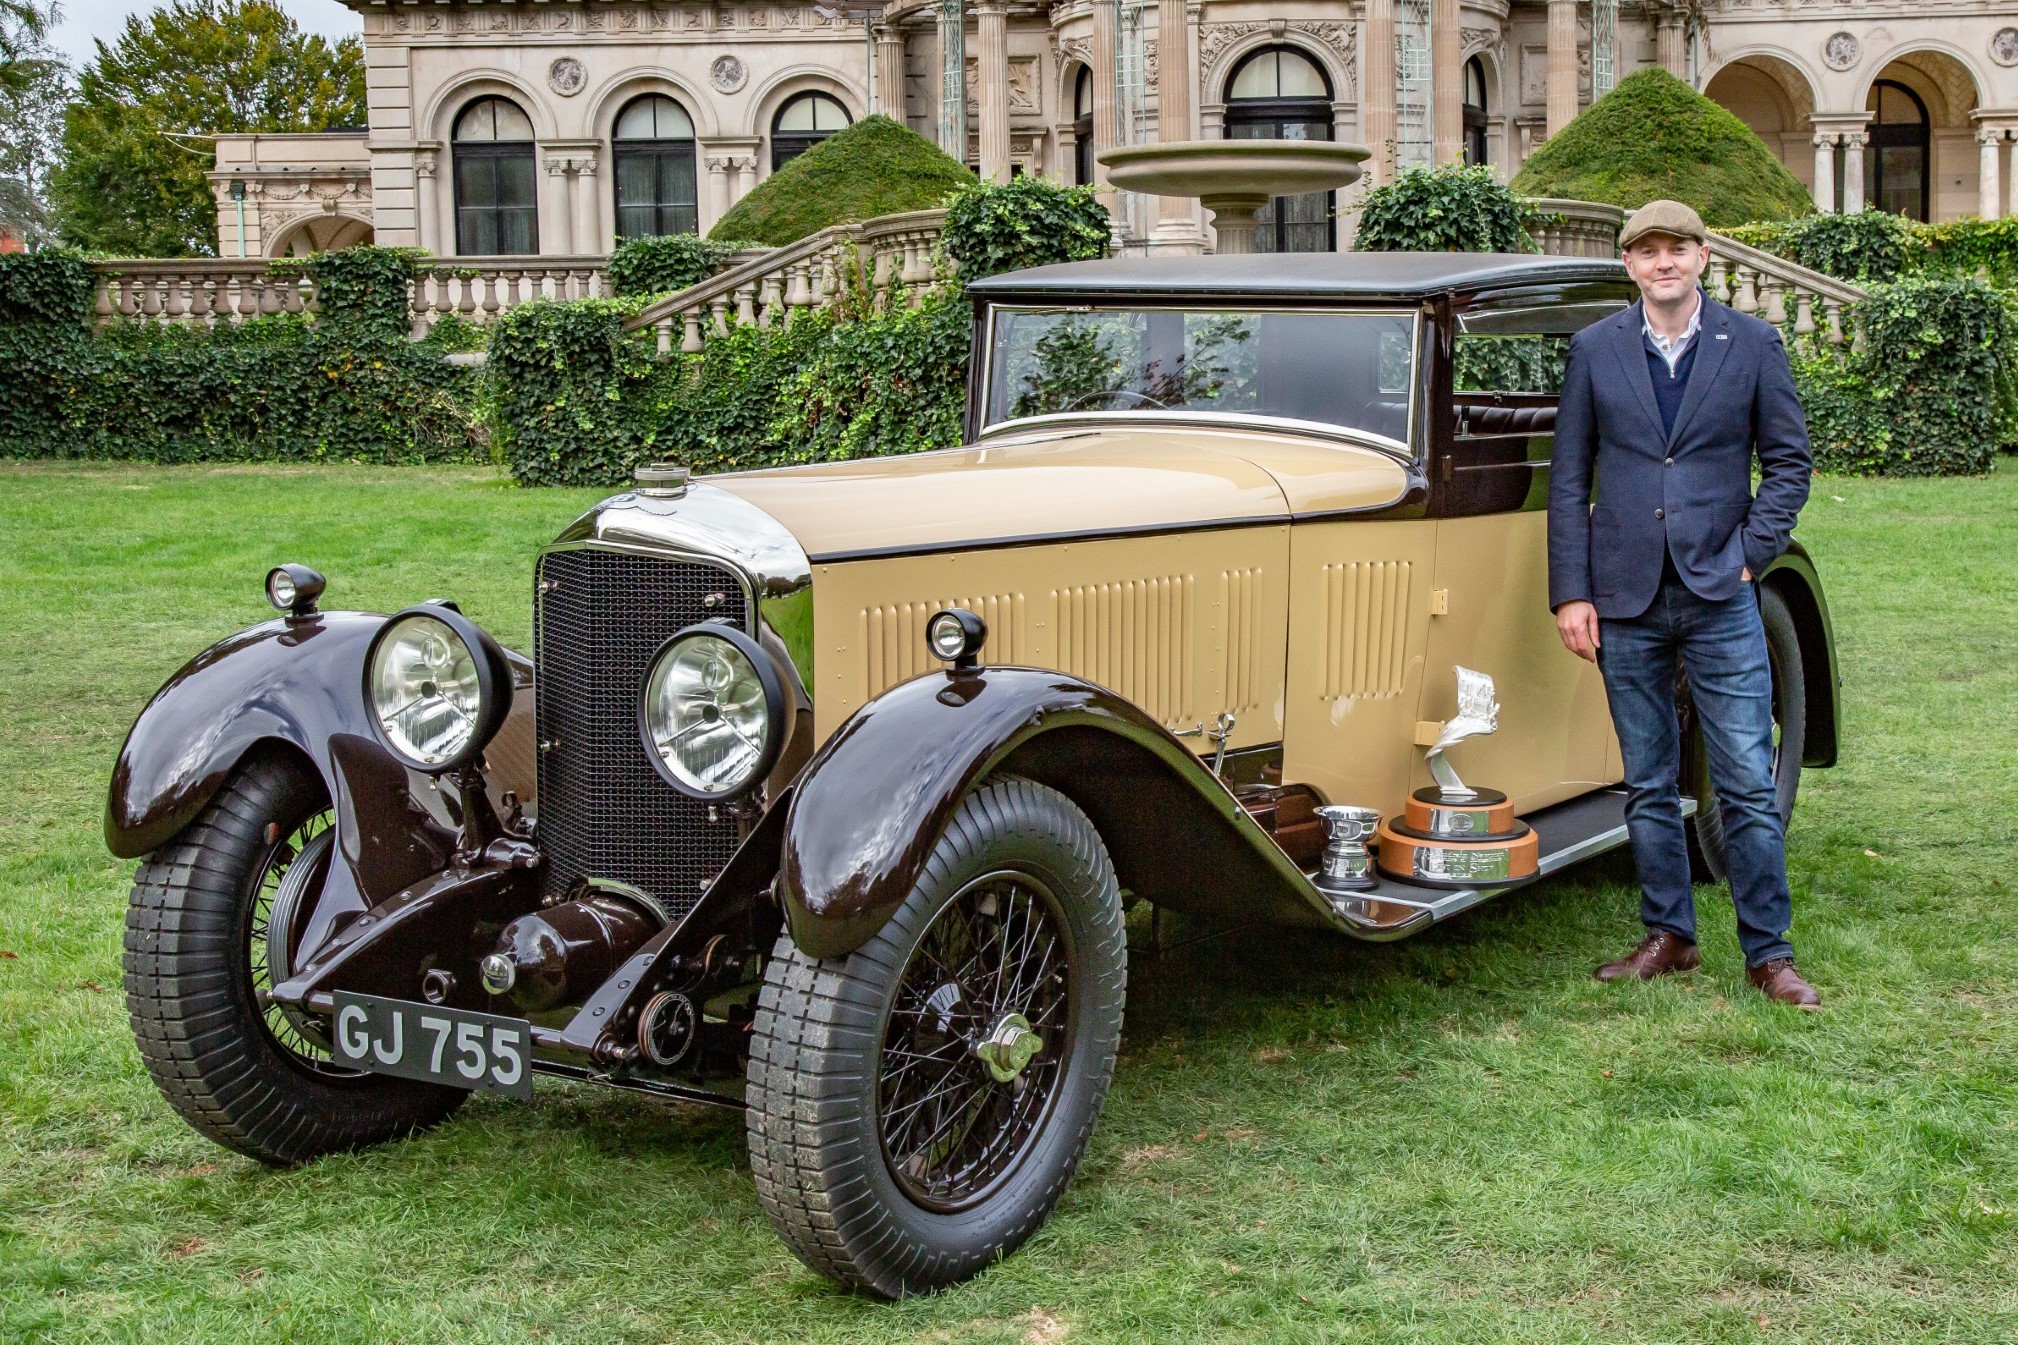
left=105, top=611, right=538, bottom=956
left=1759, top=539, right=1842, bottom=768
left=779, top=666, right=1342, bottom=960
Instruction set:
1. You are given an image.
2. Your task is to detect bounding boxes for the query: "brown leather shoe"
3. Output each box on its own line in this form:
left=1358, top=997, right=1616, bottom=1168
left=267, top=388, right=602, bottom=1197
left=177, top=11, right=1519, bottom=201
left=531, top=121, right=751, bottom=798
left=1593, top=930, right=1701, bottom=982
left=1747, top=958, right=1821, bottom=1010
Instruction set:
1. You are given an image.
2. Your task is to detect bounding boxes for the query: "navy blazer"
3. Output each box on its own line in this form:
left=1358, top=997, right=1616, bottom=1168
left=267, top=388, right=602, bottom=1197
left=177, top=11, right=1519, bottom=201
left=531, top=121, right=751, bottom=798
left=1547, top=293, right=1812, bottom=619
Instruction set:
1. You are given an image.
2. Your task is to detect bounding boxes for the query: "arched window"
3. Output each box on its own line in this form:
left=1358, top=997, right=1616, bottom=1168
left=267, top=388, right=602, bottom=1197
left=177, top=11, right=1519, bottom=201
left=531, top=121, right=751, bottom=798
left=613, top=95, right=699, bottom=240
left=1865, top=78, right=1930, bottom=221
left=1223, top=46, right=1335, bottom=252
left=453, top=96, right=538, bottom=255
left=1072, top=66, right=1095, bottom=186
left=1463, top=57, right=1489, bottom=167
left=772, top=92, right=852, bottom=171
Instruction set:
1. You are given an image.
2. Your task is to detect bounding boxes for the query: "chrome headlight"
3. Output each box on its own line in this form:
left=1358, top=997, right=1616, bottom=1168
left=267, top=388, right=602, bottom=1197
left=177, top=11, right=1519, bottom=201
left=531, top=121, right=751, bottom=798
left=639, top=623, right=785, bottom=799
left=363, top=604, right=511, bottom=774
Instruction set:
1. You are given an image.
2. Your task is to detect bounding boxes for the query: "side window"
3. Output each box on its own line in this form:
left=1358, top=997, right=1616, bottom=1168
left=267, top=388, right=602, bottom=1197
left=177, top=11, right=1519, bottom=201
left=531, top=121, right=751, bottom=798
left=1434, top=333, right=1573, bottom=517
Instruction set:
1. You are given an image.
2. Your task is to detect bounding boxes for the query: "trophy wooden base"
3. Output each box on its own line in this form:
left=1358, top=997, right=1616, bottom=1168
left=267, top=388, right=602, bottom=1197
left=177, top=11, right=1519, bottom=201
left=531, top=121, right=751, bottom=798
left=1375, top=787, right=1539, bottom=887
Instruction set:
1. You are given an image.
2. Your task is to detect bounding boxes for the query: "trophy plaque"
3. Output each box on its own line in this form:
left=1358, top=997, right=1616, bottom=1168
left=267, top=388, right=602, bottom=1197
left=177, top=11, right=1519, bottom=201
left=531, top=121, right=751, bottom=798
left=1374, top=667, right=1539, bottom=886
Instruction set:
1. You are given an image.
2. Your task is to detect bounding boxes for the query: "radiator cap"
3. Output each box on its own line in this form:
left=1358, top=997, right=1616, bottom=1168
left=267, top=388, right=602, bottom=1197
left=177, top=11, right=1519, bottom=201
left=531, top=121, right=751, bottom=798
left=635, top=462, right=691, bottom=499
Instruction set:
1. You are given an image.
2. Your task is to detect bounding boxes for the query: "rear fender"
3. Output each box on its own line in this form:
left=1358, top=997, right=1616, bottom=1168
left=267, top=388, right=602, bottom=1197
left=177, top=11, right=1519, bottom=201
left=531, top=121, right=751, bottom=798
left=105, top=612, right=538, bottom=949
left=780, top=666, right=1340, bottom=960
left=1760, top=540, right=1842, bottom=768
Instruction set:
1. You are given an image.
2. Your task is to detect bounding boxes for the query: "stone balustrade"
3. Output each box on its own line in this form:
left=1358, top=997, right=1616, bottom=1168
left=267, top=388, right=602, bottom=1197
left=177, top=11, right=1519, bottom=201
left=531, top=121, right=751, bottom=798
left=626, top=209, right=949, bottom=356
left=89, top=255, right=612, bottom=331
left=1703, top=229, right=1865, bottom=346
left=1524, top=198, right=1625, bottom=258
left=410, top=257, right=611, bottom=333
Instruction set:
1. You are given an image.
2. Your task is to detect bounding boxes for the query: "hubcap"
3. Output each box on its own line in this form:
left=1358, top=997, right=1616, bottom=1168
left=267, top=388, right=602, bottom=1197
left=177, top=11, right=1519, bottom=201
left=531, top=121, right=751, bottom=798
left=878, top=873, right=1073, bottom=1212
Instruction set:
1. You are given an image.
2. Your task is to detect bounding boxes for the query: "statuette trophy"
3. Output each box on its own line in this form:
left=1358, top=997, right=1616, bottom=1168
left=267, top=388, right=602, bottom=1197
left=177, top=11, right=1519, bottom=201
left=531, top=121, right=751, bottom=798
left=1375, top=667, right=1540, bottom=885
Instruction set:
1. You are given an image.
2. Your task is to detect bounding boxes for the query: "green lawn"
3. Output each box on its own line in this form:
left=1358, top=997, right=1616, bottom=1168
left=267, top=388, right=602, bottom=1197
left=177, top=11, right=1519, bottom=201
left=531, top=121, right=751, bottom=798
left=2, top=461, right=2015, bottom=1344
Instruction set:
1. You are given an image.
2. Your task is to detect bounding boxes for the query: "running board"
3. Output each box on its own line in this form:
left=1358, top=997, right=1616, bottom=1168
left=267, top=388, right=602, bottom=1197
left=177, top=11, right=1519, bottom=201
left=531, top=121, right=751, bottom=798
left=1324, top=789, right=1690, bottom=941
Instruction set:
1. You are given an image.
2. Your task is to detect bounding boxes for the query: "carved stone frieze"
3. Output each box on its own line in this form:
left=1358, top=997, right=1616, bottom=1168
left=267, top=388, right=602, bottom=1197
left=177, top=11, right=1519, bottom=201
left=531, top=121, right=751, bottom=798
left=1199, top=19, right=1357, bottom=96
left=965, top=55, right=1042, bottom=114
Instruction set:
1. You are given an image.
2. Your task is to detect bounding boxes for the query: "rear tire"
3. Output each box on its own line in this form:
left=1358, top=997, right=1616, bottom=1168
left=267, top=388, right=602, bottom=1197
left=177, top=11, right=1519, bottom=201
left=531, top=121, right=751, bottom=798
left=746, top=776, right=1126, bottom=1297
left=123, top=749, right=464, bottom=1165
left=1685, top=584, right=1806, bottom=882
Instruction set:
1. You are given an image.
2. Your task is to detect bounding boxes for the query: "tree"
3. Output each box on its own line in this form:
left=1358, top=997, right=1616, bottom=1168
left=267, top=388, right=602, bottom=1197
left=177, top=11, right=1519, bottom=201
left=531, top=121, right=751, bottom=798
left=51, top=0, right=365, bottom=257
left=0, top=0, right=68, bottom=244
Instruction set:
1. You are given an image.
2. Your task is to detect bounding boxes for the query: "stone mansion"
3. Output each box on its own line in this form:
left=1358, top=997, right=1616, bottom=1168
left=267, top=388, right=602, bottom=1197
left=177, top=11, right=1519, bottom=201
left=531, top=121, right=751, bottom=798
left=208, top=0, right=2018, bottom=258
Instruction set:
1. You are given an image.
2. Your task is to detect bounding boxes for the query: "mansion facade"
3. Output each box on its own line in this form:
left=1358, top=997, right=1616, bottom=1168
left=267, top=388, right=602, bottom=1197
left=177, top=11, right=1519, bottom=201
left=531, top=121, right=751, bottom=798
left=209, top=0, right=2018, bottom=258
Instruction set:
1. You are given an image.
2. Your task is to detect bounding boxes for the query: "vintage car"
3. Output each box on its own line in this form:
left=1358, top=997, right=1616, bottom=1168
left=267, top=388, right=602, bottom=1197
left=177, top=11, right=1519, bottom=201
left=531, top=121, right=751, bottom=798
left=109, top=253, right=1840, bottom=1297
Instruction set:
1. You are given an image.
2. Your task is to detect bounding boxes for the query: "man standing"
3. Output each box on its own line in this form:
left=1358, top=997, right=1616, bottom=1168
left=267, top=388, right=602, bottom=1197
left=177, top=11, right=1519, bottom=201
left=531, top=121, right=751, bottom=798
left=1548, top=200, right=1819, bottom=1008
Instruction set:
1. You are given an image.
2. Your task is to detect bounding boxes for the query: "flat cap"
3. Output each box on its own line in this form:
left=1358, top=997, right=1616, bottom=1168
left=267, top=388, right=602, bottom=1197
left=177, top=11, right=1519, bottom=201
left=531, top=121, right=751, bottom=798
left=1619, top=199, right=1707, bottom=248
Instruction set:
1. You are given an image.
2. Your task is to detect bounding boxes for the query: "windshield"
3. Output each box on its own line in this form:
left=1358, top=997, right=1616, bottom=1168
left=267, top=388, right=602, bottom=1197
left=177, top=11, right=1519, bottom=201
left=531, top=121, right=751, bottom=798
left=983, top=305, right=1416, bottom=444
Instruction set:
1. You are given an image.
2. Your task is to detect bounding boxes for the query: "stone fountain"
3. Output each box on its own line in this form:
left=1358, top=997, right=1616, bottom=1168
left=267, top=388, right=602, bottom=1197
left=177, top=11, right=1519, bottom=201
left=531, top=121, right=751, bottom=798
left=1097, top=140, right=1372, bottom=255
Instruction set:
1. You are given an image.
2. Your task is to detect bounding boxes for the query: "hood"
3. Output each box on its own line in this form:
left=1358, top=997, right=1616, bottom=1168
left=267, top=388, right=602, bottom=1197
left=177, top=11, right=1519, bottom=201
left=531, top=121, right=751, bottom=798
left=710, top=421, right=1414, bottom=561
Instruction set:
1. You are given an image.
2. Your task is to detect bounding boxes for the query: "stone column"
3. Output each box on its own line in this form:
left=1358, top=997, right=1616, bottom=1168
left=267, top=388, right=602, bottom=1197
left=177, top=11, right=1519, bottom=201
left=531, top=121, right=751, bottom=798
left=976, top=2, right=1011, bottom=181
left=1655, top=10, right=1686, bottom=77
left=1811, top=132, right=1836, bottom=214
left=1842, top=130, right=1866, bottom=213
left=546, top=157, right=575, bottom=256
left=1363, top=0, right=1396, bottom=184
left=415, top=150, right=439, bottom=254
left=875, top=23, right=907, bottom=119
left=1150, top=0, right=1206, bottom=249
left=1432, top=0, right=1461, bottom=165
left=1546, top=0, right=1579, bottom=139
left=1979, top=126, right=2004, bottom=220
left=705, top=154, right=733, bottom=230
left=1090, top=0, right=1118, bottom=188
left=573, top=155, right=600, bottom=255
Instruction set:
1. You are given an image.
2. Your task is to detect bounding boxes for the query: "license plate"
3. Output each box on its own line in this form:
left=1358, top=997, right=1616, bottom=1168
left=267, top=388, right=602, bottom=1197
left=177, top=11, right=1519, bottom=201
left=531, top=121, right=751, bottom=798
left=331, top=992, right=534, bottom=1100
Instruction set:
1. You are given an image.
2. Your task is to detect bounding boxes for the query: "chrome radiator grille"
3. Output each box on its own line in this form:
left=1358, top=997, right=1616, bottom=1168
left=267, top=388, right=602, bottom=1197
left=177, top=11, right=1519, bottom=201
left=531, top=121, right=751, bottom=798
left=533, top=547, right=748, bottom=916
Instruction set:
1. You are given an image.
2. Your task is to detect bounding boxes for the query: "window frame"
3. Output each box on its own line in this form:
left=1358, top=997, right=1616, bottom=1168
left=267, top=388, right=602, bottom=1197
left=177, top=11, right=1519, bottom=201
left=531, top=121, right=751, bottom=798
left=612, top=94, right=701, bottom=241
left=452, top=96, right=540, bottom=257
left=770, top=91, right=853, bottom=172
left=1222, top=46, right=1338, bottom=254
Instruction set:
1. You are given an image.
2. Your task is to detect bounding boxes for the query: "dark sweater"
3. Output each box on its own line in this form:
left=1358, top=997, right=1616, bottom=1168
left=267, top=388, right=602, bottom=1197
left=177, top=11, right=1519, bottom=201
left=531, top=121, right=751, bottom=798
left=1644, top=332, right=1700, bottom=584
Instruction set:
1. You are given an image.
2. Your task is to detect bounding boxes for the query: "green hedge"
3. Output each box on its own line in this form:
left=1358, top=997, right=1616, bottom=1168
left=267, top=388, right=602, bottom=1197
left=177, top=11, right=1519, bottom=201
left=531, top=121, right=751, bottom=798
left=1356, top=164, right=1543, bottom=253
left=1510, top=69, right=1813, bottom=227
left=0, top=247, right=481, bottom=463
left=1724, top=212, right=2018, bottom=288
left=491, top=177, right=1110, bottom=487
left=606, top=235, right=755, bottom=298
left=1795, top=278, right=2017, bottom=476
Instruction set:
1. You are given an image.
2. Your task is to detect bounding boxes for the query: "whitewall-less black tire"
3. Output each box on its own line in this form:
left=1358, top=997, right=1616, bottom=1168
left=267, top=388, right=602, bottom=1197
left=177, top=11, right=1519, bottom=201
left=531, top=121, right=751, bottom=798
left=746, top=776, right=1127, bottom=1297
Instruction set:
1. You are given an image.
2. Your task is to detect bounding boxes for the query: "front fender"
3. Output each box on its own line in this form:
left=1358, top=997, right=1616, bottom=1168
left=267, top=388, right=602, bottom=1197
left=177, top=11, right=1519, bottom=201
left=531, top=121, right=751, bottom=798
left=106, top=612, right=538, bottom=908
left=780, top=666, right=1342, bottom=959
left=1761, top=539, right=1842, bottom=768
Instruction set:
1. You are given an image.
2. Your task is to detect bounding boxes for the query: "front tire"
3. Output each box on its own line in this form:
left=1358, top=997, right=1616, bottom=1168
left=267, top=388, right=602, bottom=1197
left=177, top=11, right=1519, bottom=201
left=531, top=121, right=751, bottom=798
left=1685, top=584, right=1806, bottom=881
left=746, top=776, right=1127, bottom=1297
left=123, top=749, right=464, bottom=1165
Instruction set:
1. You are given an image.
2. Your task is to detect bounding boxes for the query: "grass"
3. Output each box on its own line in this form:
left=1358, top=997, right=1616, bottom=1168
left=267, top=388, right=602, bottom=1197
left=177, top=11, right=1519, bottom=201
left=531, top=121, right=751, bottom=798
left=3, top=460, right=2016, bottom=1343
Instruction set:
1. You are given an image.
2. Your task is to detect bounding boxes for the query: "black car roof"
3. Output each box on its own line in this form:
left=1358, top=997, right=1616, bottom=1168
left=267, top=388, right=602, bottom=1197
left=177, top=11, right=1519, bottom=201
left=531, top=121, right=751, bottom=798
left=965, top=252, right=1629, bottom=303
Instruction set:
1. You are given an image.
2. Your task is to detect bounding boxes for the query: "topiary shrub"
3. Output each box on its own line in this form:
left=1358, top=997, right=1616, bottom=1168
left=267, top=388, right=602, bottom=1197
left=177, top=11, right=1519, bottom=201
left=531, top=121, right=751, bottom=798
left=709, top=116, right=974, bottom=246
left=607, top=235, right=757, bottom=298
left=1510, top=68, right=1813, bottom=227
left=1354, top=163, right=1542, bottom=253
left=1795, top=278, right=2018, bottom=476
left=297, top=246, right=425, bottom=343
left=940, top=177, right=1110, bottom=279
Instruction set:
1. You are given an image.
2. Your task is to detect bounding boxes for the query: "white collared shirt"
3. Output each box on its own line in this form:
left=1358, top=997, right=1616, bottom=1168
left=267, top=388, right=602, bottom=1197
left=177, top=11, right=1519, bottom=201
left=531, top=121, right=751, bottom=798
left=1643, top=291, right=1703, bottom=376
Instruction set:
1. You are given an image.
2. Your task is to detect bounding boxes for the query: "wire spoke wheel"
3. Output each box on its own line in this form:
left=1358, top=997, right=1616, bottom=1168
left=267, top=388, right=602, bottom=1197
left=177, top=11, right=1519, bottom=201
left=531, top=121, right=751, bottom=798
left=245, top=809, right=358, bottom=1075
left=879, top=873, right=1073, bottom=1212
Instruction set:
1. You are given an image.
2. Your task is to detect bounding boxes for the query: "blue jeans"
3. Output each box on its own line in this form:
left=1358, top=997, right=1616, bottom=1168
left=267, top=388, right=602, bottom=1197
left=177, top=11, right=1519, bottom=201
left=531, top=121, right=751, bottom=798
left=1597, top=580, right=1793, bottom=968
